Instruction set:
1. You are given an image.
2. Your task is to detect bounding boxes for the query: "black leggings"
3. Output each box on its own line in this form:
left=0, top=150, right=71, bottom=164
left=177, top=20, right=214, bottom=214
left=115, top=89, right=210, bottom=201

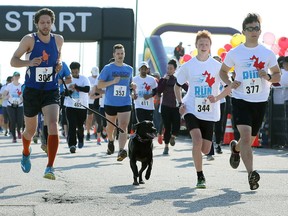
left=66, top=107, right=87, bottom=147
left=96, top=107, right=107, bottom=133
left=214, top=102, right=227, bottom=144
left=7, top=106, right=23, bottom=139
left=161, top=105, right=180, bottom=144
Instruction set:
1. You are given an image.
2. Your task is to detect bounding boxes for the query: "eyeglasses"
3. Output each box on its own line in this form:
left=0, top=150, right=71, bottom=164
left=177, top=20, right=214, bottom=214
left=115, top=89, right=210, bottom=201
left=244, top=26, right=260, bottom=32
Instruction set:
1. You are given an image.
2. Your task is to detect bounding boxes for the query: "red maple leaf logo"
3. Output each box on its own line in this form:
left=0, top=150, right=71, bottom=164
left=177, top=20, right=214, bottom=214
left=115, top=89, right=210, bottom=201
left=202, top=71, right=215, bottom=87
left=250, top=55, right=265, bottom=70
left=143, top=82, right=151, bottom=91
left=16, top=89, right=22, bottom=96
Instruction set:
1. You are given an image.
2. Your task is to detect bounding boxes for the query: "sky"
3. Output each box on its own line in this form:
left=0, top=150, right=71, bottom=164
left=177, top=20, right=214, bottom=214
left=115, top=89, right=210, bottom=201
left=0, top=0, right=287, bottom=83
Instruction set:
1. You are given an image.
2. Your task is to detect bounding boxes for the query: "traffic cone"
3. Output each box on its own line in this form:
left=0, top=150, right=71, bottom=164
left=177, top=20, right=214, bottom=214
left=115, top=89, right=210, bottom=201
left=223, top=113, right=234, bottom=145
left=251, top=134, right=261, bottom=147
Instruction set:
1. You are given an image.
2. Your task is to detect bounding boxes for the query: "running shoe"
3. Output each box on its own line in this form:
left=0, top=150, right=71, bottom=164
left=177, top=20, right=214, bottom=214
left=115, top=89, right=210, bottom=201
left=169, top=135, right=176, bottom=146
left=248, top=170, right=260, bottom=190
left=33, top=136, right=38, bottom=144
left=216, top=145, right=223, bottom=154
left=163, top=146, right=169, bottom=155
left=117, top=149, right=127, bottom=161
left=196, top=176, right=206, bottom=189
left=229, top=140, right=240, bottom=169
left=70, top=145, right=76, bottom=153
left=86, top=133, right=90, bottom=141
left=44, top=166, right=55, bottom=180
left=41, top=144, right=47, bottom=153
left=21, top=147, right=32, bottom=173
left=107, top=140, right=115, bottom=155
left=17, top=131, right=22, bottom=139
left=207, top=155, right=215, bottom=161
left=78, top=142, right=84, bottom=149
left=97, top=137, right=101, bottom=145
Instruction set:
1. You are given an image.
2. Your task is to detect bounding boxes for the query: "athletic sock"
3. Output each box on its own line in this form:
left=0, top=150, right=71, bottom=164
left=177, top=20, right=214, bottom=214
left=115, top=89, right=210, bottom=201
left=22, top=136, right=31, bottom=156
left=197, top=171, right=204, bottom=178
left=47, top=135, right=59, bottom=167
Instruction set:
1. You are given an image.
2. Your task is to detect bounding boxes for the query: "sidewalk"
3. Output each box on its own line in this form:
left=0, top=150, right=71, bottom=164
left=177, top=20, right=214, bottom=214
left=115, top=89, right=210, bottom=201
left=0, top=134, right=287, bottom=216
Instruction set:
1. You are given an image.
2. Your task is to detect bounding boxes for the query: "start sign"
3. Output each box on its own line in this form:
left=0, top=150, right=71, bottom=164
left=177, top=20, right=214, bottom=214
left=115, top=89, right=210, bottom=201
left=0, top=6, right=102, bottom=42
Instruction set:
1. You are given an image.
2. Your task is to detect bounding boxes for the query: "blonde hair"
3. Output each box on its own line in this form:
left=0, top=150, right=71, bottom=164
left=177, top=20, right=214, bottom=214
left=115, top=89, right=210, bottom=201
left=195, top=30, right=212, bottom=45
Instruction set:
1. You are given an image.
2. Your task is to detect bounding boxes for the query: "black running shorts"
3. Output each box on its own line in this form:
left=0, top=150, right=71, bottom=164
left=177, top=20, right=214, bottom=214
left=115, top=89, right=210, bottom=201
left=23, top=87, right=60, bottom=117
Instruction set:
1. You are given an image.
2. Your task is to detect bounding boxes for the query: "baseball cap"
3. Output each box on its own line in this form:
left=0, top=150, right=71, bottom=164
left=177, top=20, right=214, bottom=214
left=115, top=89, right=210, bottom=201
left=138, top=61, right=149, bottom=70
left=13, top=71, right=20, bottom=76
left=91, top=66, right=99, bottom=76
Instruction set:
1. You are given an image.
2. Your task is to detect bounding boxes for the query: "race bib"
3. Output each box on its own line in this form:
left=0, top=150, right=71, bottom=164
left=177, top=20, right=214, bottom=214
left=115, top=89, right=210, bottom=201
left=140, top=99, right=150, bottom=106
left=243, top=78, right=262, bottom=95
left=35, top=67, right=53, bottom=82
left=9, top=97, right=21, bottom=105
left=73, top=99, right=82, bottom=108
left=113, top=85, right=127, bottom=97
left=195, top=98, right=212, bottom=113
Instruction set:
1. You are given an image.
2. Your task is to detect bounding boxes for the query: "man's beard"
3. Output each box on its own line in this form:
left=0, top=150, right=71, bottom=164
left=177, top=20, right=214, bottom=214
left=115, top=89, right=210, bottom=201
left=38, top=29, right=50, bottom=36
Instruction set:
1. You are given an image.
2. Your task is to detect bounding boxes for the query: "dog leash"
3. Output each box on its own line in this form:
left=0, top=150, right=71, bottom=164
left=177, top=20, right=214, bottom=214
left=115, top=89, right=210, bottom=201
left=60, top=76, right=124, bottom=133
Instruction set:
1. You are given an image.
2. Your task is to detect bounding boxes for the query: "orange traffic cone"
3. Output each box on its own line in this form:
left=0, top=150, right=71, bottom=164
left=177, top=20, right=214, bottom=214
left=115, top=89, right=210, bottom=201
left=223, top=113, right=235, bottom=145
left=251, top=134, right=261, bottom=147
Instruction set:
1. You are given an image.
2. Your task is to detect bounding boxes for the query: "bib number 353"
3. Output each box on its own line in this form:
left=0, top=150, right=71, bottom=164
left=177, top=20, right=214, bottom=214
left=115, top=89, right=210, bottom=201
left=113, top=85, right=127, bottom=97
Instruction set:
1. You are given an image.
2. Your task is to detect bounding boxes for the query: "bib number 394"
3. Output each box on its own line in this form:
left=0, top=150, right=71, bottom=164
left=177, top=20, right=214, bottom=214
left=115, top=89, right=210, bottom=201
left=113, top=85, right=127, bottom=97
left=195, top=98, right=211, bottom=113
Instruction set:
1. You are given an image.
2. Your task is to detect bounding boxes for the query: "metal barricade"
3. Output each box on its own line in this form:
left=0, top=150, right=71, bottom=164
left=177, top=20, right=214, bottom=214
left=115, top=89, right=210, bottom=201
left=265, top=87, right=288, bottom=149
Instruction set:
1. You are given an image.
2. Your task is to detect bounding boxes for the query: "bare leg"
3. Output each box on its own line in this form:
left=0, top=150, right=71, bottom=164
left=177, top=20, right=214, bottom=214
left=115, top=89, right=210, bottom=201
left=237, top=125, right=254, bottom=173
left=117, top=111, right=131, bottom=149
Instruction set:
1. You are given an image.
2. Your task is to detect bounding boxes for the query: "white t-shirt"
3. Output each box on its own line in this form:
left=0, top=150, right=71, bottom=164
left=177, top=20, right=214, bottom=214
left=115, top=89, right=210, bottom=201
left=0, top=84, right=9, bottom=107
left=132, top=75, right=158, bottom=110
left=224, top=44, right=277, bottom=102
left=64, top=75, right=90, bottom=109
left=5, top=83, right=23, bottom=107
left=175, top=56, right=222, bottom=122
left=88, top=75, right=98, bottom=104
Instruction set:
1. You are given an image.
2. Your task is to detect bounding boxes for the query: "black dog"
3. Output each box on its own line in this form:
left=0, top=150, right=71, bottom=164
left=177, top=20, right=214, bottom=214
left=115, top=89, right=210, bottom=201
left=128, top=120, right=156, bottom=185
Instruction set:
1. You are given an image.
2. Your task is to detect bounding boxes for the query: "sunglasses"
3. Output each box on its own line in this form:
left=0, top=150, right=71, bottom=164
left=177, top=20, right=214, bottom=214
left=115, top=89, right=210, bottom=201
left=244, top=26, right=260, bottom=32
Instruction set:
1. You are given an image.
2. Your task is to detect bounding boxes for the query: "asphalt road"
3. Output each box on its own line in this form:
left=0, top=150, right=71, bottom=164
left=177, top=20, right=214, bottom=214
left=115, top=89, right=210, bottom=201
left=0, top=133, right=287, bottom=216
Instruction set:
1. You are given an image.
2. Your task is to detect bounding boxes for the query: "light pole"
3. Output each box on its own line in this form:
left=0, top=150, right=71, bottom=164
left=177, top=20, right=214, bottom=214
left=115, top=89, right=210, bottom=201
left=133, top=0, right=138, bottom=74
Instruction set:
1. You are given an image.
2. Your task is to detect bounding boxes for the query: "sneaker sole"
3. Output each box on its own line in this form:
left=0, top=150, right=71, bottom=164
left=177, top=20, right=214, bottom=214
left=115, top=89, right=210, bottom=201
left=249, top=171, right=260, bottom=190
left=229, top=154, right=240, bottom=169
left=44, top=173, right=56, bottom=180
left=70, top=147, right=76, bottom=153
left=21, top=164, right=31, bottom=173
left=117, top=156, right=127, bottom=161
left=196, top=184, right=206, bottom=189
left=229, top=140, right=240, bottom=169
left=41, top=144, right=47, bottom=153
left=117, top=151, right=127, bottom=161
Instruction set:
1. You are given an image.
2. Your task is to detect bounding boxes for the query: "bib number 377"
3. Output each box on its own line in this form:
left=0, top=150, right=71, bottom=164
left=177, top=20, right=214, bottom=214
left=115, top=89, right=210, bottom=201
left=243, top=78, right=262, bottom=95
